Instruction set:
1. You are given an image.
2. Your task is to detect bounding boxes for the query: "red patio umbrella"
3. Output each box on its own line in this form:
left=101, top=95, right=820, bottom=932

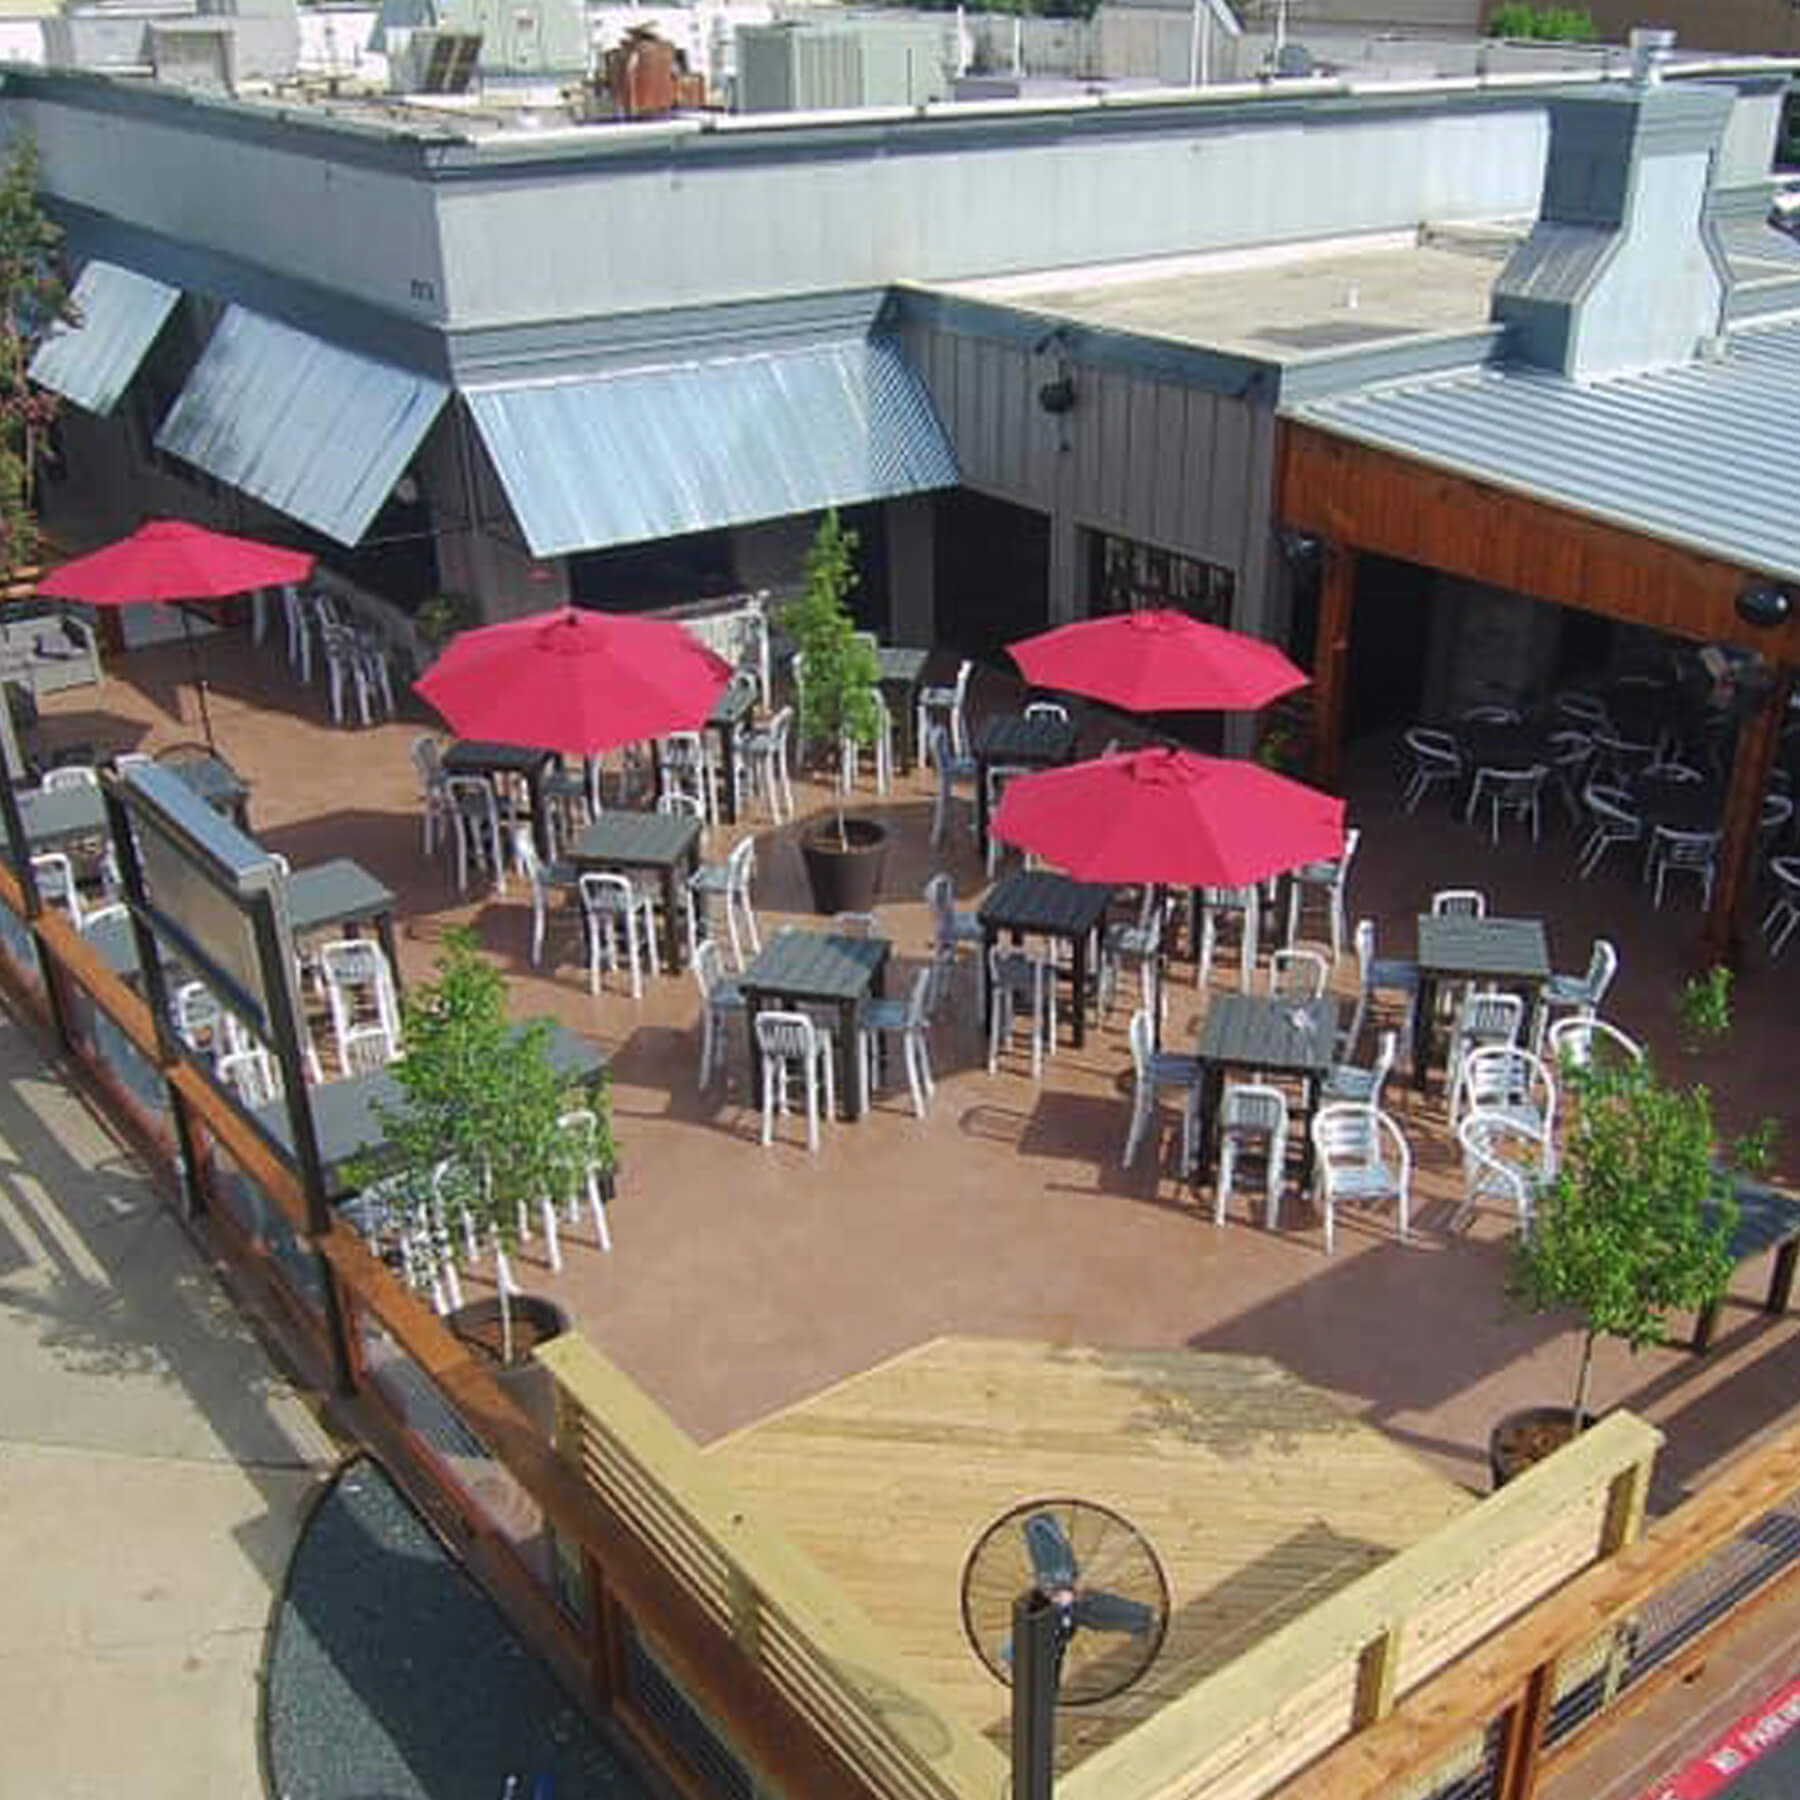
left=992, top=746, right=1344, bottom=888
left=1009, top=609, right=1307, bottom=714
left=414, top=605, right=734, bottom=755
left=35, top=519, right=316, bottom=749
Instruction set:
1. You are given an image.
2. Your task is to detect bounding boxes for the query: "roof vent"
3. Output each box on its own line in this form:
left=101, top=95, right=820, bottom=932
left=1628, top=25, right=1674, bottom=88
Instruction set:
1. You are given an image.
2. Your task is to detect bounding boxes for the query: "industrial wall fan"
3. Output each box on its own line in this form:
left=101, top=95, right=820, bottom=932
left=960, top=1498, right=1170, bottom=1800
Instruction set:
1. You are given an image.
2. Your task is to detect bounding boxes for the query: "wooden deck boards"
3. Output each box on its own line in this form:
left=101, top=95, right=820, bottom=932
left=708, top=1337, right=1473, bottom=1773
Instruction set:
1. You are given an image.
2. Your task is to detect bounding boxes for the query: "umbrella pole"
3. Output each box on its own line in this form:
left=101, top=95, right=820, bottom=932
left=179, top=605, right=218, bottom=753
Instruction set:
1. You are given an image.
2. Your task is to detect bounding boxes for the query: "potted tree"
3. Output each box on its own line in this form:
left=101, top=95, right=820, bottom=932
left=362, top=929, right=608, bottom=1429
left=781, top=510, right=889, bottom=914
left=1495, top=1054, right=1745, bottom=1485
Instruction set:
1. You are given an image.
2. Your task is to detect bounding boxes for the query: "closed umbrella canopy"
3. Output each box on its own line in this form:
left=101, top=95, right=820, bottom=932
left=993, top=747, right=1344, bottom=888
left=1009, top=610, right=1306, bottom=714
left=414, top=605, right=734, bottom=755
left=35, top=518, right=315, bottom=603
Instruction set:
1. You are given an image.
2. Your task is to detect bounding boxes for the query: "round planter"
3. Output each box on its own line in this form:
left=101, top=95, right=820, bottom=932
left=798, top=816, right=890, bottom=916
left=1489, top=1405, right=1582, bottom=1489
left=447, top=1294, right=570, bottom=1437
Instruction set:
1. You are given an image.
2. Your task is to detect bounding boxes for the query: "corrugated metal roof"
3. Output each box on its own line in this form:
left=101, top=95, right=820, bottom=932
left=1494, top=223, right=1607, bottom=305
left=1286, top=316, right=1800, bottom=584
left=29, top=260, right=179, bottom=416
left=463, top=337, right=958, bottom=558
left=155, top=306, right=450, bottom=546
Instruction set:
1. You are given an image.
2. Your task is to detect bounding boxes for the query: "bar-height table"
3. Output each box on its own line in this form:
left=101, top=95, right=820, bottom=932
left=875, top=646, right=930, bottom=770
left=977, top=869, right=1113, bottom=1050
left=974, top=714, right=1077, bottom=856
left=703, top=678, right=759, bottom=824
left=441, top=741, right=557, bottom=858
left=1411, top=914, right=1551, bottom=1095
left=1193, top=992, right=1340, bottom=1192
left=566, top=809, right=703, bottom=972
left=738, top=929, right=889, bottom=1122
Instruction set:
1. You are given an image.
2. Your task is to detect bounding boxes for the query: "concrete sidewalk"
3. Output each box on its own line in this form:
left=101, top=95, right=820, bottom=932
left=0, top=1010, right=336, bottom=1800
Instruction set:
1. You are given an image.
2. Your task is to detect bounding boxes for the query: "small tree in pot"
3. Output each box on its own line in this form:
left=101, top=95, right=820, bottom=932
left=780, top=511, right=889, bottom=912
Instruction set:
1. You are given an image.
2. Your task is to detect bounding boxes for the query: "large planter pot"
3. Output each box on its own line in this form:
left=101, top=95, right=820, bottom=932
left=447, top=1295, right=570, bottom=1437
left=1489, top=1405, right=1582, bottom=1489
left=798, top=816, right=890, bottom=915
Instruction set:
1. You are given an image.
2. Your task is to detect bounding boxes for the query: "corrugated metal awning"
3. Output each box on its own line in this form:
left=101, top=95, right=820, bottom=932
left=29, top=260, right=179, bottom=415
left=155, top=306, right=450, bottom=546
left=463, top=337, right=959, bottom=558
left=1286, top=316, right=1800, bottom=585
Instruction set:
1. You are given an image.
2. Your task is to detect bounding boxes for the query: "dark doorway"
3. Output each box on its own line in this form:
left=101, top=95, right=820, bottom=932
left=933, top=489, right=1050, bottom=660
left=1552, top=604, right=1615, bottom=689
left=838, top=502, right=891, bottom=637
left=569, top=527, right=738, bottom=610
left=1346, top=554, right=1435, bottom=738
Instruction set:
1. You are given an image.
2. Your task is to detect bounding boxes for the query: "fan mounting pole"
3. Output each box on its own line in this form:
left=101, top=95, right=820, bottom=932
left=1012, top=1590, right=1061, bottom=1800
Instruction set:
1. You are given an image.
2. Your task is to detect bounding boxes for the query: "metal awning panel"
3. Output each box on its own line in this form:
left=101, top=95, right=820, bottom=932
left=155, top=306, right=450, bottom=546
left=464, top=337, right=959, bottom=558
left=29, top=260, right=179, bottom=415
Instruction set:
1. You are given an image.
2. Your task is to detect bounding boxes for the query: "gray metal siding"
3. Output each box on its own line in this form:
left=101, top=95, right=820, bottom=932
left=1289, top=317, right=1800, bottom=583
left=155, top=305, right=451, bottom=545
left=29, top=259, right=179, bottom=416
left=462, top=338, right=958, bottom=558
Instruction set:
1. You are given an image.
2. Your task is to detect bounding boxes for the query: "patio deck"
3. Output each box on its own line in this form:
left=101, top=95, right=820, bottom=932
left=26, top=623, right=1800, bottom=1515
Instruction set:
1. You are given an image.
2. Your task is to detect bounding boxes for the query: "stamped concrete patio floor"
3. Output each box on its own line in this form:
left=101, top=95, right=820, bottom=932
left=34, top=628, right=1800, bottom=1508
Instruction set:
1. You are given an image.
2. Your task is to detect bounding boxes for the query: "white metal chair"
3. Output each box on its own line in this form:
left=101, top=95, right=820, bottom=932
left=924, top=872, right=983, bottom=1014
left=445, top=775, right=507, bottom=895
left=1284, top=827, right=1358, bottom=964
left=659, top=733, right=718, bottom=830
left=928, top=723, right=979, bottom=850
left=1452, top=1046, right=1556, bottom=1153
left=1429, top=887, right=1486, bottom=918
left=412, top=734, right=450, bottom=857
left=1553, top=690, right=1612, bottom=733
left=984, top=763, right=1031, bottom=877
left=1591, top=730, right=1657, bottom=788
left=685, top=835, right=760, bottom=972
left=741, top=705, right=795, bottom=824
left=579, top=870, right=660, bottom=1000
left=319, top=938, right=401, bottom=1075
left=1576, top=784, right=1643, bottom=879
left=1267, top=946, right=1329, bottom=1000
left=692, top=938, right=745, bottom=1090
left=1123, top=1007, right=1202, bottom=1173
left=859, top=968, right=935, bottom=1120
left=841, top=686, right=895, bottom=796
left=172, top=980, right=223, bottom=1060
left=1312, top=1103, right=1411, bottom=1255
left=1456, top=1111, right=1551, bottom=1234
left=1763, top=855, right=1800, bottom=958
left=1352, top=918, right=1418, bottom=1072
left=1445, top=990, right=1524, bottom=1119
left=1532, top=937, right=1618, bottom=1053
left=754, top=1009, right=837, bottom=1151
left=1215, top=1082, right=1289, bottom=1230
left=917, top=658, right=974, bottom=764
left=511, top=825, right=577, bottom=968
left=1023, top=699, right=1071, bottom=727
left=1647, top=826, right=1719, bottom=910
left=1546, top=1014, right=1644, bottom=1072
left=987, top=941, right=1056, bottom=1078
left=338, top=1020, right=401, bottom=1075
left=1400, top=726, right=1462, bottom=813
left=1464, top=763, right=1547, bottom=844
left=41, top=763, right=99, bottom=793
left=29, top=850, right=89, bottom=927
left=1322, top=1028, right=1398, bottom=1110
left=217, top=1044, right=282, bottom=1108
left=1547, top=730, right=1595, bottom=827
left=1197, top=885, right=1259, bottom=992
left=1461, top=703, right=1521, bottom=727
left=557, top=1109, right=613, bottom=1254
left=1099, top=887, right=1164, bottom=1020
left=830, top=910, right=879, bottom=937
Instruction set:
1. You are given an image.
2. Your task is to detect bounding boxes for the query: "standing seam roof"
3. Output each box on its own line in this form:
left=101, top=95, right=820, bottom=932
left=29, top=260, right=179, bottom=416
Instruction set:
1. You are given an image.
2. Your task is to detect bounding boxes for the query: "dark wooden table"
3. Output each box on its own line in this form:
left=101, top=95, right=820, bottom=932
left=1633, top=771, right=1722, bottom=835
left=566, top=810, right=703, bottom=971
left=441, top=741, right=557, bottom=858
left=1412, top=914, right=1551, bottom=1094
left=1694, top=1179, right=1800, bottom=1351
left=1194, top=992, right=1340, bottom=1190
left=974, top=714, right=1077, bottom=854
left=876, top=646, right=931, bottom=770
left=738, top=929, right=889, bottom=1122
left=977, top=869, right=1112, bottom=1050
left=1457, top=718, right=1553, bottom=776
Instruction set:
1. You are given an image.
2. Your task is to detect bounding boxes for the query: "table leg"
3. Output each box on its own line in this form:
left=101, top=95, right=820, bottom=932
left=1692, top=1299, right=1722, bottom=1354
left=745, top=990, right=766, bottom=1116
left=1071, top=929, right=1089, bottom=1050
left=1298, top=1076, right=1320, bottom=1192
left=1413, top=977, right=1437, bottom=1095
left=710, top=721, right=739, bottom=826
left=662, top=861, right=687, bottom=971
left=375, top=910, right=402, bottom=992
left=527, top=768, right=552, bottom=862
left=839, top=997, right=861, bottom=1120
left=1195, top=1064, right=1224, bottom=1190
left=981, top=923, right=998, bottom=1038
left=976, top=753, right=991, bottom=855
left=1767, top=1239, right=1799, bottom=1316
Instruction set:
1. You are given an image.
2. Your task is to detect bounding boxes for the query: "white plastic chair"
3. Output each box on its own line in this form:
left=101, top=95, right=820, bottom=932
left=511, top=825, right=576, bottom=968
left=29, top=850, right=88, bottom=927
left=1123, top=1007, right=1202, bottom=1173
left=1100, top=887, right=1164, bottom=1020
left=659, top=733, right=718, bottom=830
left=692, top=938, right=745, bottom=1089
left=1445, top=991, right=1523, bottom=1119
left=1533, top=937, right=1618, bottom=1053
left=1215, top=1082, right=1289, bottom=1230
left=928, top=723, right=978, bottom=850
left=1284, top=827, right=1358, bottom=964
left=685, top=835, right=760, bottom=972
left=1763, top=855, right=1800, bottom=958
left=987, top=941, right=1056, bottom=1078
left=1400, top=727, right=1462, bottom=813
left=579, top=870, right=660, bottom=1000
left=1465, top=763, right=1547, bottom=844
left=1023, top=699, right=1071, bottom=727
left=172, top=980, right=223, bottom=1060
left=1197, top=885, right=1259, bottom=992
left=917, top=658, right=973, bottom=764
left=742, top=705, right=795, bottom=824
left=319, top=938, right=401, bottom=1075
left=1452, top=1046, right=1556, bottom=1153
left=1647, top=826, right=1719, bottom=910
left=1546, top=1014, right=1644, bottom=1072
left=1322, top=1028, right=1398, bottom=1110
left=217, top=1044, right=282, bottom=1108
left=1456, top=1111, right=1551, bottom=1234
left=984, top=763, right=1031, bottom=877
left=754, top=1010, right=837, bottom=1151
left=924, top=872, right=983, bottom=1014
left=1312, top=1103, right=1412, bottom=1255
left=1576, top=784, right=1643, bottom=879
left=1267, top=946, right=1329, bottom=1000
left=859, top=968, right=935, bottom=1119
left=1429, top=887, right=1486, bottom=918
left=445, top=775, right=507, bottom=895
left=557, top=1109, right=613, bottom=1253
left=1352, top=918, right=1418, bottom=1072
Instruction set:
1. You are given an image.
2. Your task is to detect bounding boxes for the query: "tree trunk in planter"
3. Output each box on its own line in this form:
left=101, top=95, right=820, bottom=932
left=447, top=1295, right=570, bottom=1438
left=798, top=816, right=889, bottom=915
left=1489, top=1405, right=1582, bottom=1489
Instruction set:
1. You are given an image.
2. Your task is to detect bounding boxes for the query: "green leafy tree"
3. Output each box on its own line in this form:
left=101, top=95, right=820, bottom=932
left=361, top=929, right=606, bottom=1361
left=1487, top=4, right=1596, bottom=40
left=0, top=136, right=69, bottom=583
left=780, top=509, right=881, bottom=845
left=1510, top=1058, right=1737, bottom=1428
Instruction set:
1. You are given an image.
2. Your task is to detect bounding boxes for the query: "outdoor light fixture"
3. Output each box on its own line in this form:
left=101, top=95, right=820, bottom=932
left=1736, top=582, right=1792, bottom=630
left=1037, top=376, right=1077, bottom=416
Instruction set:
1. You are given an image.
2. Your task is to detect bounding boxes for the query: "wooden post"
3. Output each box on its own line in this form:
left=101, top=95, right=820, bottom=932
left=1493, top=1662, right=1555, bottom=1800
left=1703, top=664, right=1791, bottom=966
left=1312, top=542, right=1357, bottom=792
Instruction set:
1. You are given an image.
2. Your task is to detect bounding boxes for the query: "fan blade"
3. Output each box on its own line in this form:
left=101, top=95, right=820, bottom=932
left=1072, top=1589, right=1155, bottom=1636
left=1022, top=1512, right=1079, bottom=1591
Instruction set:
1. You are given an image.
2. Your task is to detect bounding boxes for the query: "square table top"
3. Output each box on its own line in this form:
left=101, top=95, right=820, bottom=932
left=740, top=930, right=889, bottom=1004
left=975, top=713, right=1077, bottom=768
left=286, top=858, right=396, bottom=937
left=568, top=810, right=702, bottom=868
left=1722, top=1177, right=1800, bottom=1265
left=707, top=681, right=758, bottom=727
left=875, top=646, right=930, bottom=684
left=979, top=868, right=1113, bottom=939
left=1416, top=915, right=1551, bottom=983
left=17, top=782, right=106, bottom=850
left=1198, top=992, right=1340, bottom=1077
left=441, top=740, right=555, bottom=778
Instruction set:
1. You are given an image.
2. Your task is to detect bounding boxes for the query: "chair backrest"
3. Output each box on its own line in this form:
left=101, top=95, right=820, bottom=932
left=1222, top=1082, right=1288, bottom=1134
left=1024, top=700, right=1070, bottom=726
left=1584, top=937, right=1619, bottom=1003
left=1549, top=730, right=1593, bottom=769
left=217, top=1044, right=281, bottom=1107
left=1268, top=947, right=1328, bottom=999
left=1584, top=783, right=1640, bottom=827
left=42, top=763, right=98, bottom=792
left=173, top=980, right=221, bottom=1053
left=1462, top=1044, right=1552, bottom=1117
left=924, top=872, right=956, bottom=938
left=320, top=938, right=389, bottom=994
left=831, top=911, right=878, bottom=937
left=1554, top=691, right=1611, bottom=731
left=340, top=1021, right=398, bottom=1074
left=658, top=791, right=706, bottom=823
left=445, top=773, right=498, bottom=819
left=754, top=1009, right=819, bottom=1061
left=1353, top=917, right=1376, bottom=987
left=30, top=849, right=74, bottom=904
left=1655, top=826, right=1719, bottom=867
left=1642, top=760, right=1702, bottom=784
left=1430, top=888, right=1486, bottom=917
left=1128, top=1007, right=1154, bottom=1079
left=412, top=734, right=443, bottom=785
left=78, top=901, right=129, bottom=933
left=579, top=870, right=636, bottom=916
left=903, top=966, right=935, bottom=1027
left=726, top=835, right=757, bottom=888
left=1462, top=704, right=1520, bottom=726
left=1404, top=725, right=1461, bottom=767
left=1547, top=1014, right=1644, bottom=1071
left=1481, top=764, right=1547, bottom=798
left=951, top=658, right=974, bottom=707
left=1457, top=989, right=1523, bottom=1045
left=1313, top=1102, right=1407, bottom=1188
left=1457, top=1112, right=1538, bottom=1208
left=693, top=936, right=726, bottom=1000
